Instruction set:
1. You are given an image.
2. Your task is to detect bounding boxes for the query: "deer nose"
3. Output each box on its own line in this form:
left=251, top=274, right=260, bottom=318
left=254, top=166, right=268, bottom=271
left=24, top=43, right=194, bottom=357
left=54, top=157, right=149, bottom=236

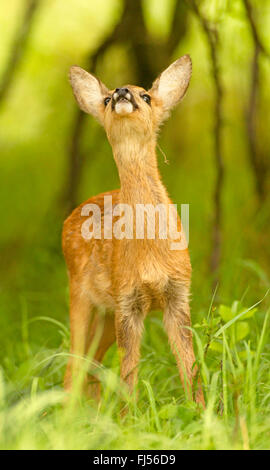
left=114, top=88, right=129, bottom=98
left=116, top=88, right=129, bottom=95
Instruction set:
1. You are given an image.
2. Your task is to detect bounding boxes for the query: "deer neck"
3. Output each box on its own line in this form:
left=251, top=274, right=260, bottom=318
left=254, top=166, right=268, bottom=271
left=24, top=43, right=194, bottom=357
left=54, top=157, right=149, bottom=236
left=112, top=138, right=169, bottom=207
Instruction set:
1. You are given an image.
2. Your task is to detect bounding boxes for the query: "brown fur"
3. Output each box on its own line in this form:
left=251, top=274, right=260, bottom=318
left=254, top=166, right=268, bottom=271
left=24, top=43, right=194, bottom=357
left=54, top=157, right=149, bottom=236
left=63, top=55, right=205, bottom=406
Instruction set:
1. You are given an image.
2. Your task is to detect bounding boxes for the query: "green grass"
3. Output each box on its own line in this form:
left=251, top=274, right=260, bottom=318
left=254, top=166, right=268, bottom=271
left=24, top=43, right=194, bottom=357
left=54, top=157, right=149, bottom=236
left=0, top=240, right=270, bottom=450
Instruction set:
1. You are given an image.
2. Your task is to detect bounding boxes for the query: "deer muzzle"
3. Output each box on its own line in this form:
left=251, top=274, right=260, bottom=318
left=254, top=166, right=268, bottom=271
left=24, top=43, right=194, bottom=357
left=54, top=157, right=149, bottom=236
left=112, top=88, right=138, bottom=115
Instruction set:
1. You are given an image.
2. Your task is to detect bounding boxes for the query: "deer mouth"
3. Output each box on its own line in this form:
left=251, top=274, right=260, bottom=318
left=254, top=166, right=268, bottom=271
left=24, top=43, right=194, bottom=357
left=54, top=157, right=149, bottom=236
left=116, top=97, right=130, bottom=103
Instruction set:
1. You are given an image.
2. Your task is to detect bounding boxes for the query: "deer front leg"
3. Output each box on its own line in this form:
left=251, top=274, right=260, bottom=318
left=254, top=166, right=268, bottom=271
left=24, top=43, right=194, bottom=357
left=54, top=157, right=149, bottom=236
left=115, top=290, right=146, bottom=395
left=163, top=280, right=205, bottom=406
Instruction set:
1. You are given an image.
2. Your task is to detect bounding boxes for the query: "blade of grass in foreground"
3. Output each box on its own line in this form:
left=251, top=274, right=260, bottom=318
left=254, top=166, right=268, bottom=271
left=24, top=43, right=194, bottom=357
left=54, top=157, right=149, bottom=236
left=202, top=371, right=220, bottom=449
left=143, top=380, right=161, bottom=432
left=222, top=332, right=228, bottom=423
left=254, top=309, right=269, bottom=373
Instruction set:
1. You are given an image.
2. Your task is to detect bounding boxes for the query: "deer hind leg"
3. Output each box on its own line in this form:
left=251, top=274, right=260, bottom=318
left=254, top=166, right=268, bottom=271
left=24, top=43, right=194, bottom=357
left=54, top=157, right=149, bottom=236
left=163, top=280, right=205, bottom=406
left=64, top=279, right=94, bottom=394
left=85, top=311, right=115, bottom=401
left=115, top=289, right=147, bottom=396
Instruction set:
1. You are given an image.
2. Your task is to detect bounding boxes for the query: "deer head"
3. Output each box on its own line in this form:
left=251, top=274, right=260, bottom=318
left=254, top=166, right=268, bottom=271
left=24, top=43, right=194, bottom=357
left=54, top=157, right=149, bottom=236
left=69, top=55, right=192, bottom=145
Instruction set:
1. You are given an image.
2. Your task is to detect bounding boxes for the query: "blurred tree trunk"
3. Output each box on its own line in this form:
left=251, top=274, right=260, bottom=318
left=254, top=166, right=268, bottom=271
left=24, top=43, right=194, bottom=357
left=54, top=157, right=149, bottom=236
left=187, top=0, right=224, bottom=285
left=243, top=0, right=270, bottom=203
left=0, top=0, right=40, bottom=105
left=62, top=0, right=188, bottom=215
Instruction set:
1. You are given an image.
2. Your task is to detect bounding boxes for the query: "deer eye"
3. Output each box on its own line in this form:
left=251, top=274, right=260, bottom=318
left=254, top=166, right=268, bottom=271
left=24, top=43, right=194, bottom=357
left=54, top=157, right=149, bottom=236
left=141, top=94, right=151, bottom=105
left=104, top=97, right=111, bottom=106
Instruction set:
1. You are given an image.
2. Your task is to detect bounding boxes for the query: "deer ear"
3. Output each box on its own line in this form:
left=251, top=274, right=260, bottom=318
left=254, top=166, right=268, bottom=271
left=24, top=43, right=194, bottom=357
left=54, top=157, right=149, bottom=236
left=149, top=55, right=192, bottom=114
left=69, top=66, right=109, bottom=124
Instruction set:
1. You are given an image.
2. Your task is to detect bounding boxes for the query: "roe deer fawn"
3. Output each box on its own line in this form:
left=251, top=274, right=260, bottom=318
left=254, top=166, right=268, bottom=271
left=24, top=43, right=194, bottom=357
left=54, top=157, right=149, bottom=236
left=63, top=54, right=205, bottom=406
